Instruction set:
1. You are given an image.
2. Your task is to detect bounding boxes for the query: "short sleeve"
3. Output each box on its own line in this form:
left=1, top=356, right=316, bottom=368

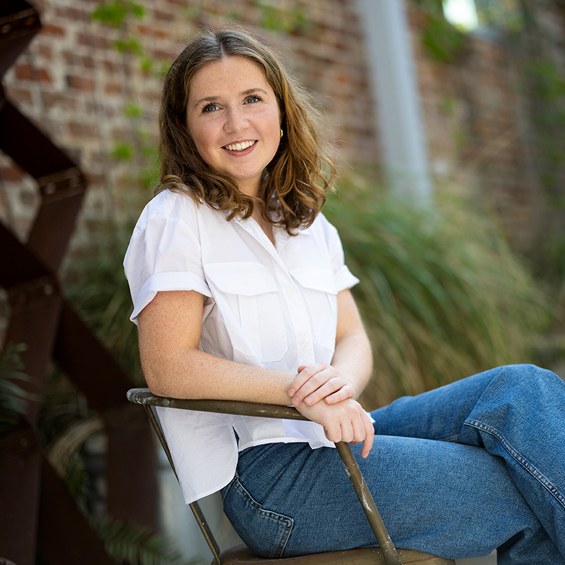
left=123, top=191, right=211, bottom=323
left=319, top=214, right=360, bottom=292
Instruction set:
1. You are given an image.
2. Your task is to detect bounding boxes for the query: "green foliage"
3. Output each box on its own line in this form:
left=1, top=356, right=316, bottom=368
left=520, top=56, right=565, bottom=296
left=111, top=140, right=135, bottom=161
left=525, top=59, right=565, bottom=187
left=412, top=0, right=444, bottom=17
left=0, top=343, right=36, bottom=433
left=64, top=217, right=143, bottom=383
left=124, top=102, right=143, bottom=119
left=114, top=36, right=143, bottom=55
left=253, top=0, right=311, bottom=33
left=325, top=180, right=548, bottom=406
left=421, top=10, right=468, bottom=63
left=91, top=0, right=145, bottom=27
left=91, top=515, right=192, bottom=565
left=91, top=1, right=160, bottom=188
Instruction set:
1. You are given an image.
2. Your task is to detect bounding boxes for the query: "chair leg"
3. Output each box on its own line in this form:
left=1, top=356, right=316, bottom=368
left=335, top=442, right=402, bottom=565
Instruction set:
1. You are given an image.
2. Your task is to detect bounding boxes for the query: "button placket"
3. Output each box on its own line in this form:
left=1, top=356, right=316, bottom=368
left=278, top=274, right=315, bottom=364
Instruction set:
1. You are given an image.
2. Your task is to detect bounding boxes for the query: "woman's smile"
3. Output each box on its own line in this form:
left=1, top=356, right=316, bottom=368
left=224, top=139, right=257, bottom=153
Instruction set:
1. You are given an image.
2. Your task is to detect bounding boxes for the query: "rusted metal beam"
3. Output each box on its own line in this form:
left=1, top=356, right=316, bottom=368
left=0, top=1, right=157, bottom=562
left=37, top=456, right=115, bottom=565
left=0, top=427, right=41, bottom=564
left=0, top=1, right=41, bottom=79
left=53, top=301, right=135, bottom=411
left=0, top=100, right=86, bottom=271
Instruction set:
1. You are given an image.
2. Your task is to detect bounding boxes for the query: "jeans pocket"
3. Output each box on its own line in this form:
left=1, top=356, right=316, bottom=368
left=222, top=475, right=294, bottom=558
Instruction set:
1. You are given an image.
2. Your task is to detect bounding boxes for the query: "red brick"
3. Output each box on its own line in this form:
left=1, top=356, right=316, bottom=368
left=14, top=63, right=52, bottom=83
left=41, top=91, right=79, bottom=111
left=53, top=5, right=90, bottom=22
left=68, top=121, right=96, bottom=138
left=77, top=32, right=110, bottom=49
left=42, top=23, right=66, bottom=37
left=104, top=81, right=125, bottom=95
left=66, top=74, right=96, bottom=91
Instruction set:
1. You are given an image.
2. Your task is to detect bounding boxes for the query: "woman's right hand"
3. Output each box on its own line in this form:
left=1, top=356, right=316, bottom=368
left=295, top=397, right=375, bottom=458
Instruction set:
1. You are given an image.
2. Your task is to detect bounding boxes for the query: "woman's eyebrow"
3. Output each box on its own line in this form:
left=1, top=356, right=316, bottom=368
left=241, top=87, right=269, bottom=96
left=190, top=95, right=219, bottom=109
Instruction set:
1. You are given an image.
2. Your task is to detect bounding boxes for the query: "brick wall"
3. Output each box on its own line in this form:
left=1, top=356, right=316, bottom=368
left=411, top=10, right=541, bottom=251
left=0, top=0, right=377, bottom=248
left=409, top=1, right=565, bottom=253
left=2, top=0, right=564, bottom=255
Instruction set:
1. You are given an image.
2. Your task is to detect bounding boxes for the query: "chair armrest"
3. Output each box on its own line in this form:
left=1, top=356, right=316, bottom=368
left=127, top=388, right=306, bottom=421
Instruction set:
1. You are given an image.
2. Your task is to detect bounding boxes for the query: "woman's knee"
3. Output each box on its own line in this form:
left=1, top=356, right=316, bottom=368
left=493, top=364, right=561, bottom=393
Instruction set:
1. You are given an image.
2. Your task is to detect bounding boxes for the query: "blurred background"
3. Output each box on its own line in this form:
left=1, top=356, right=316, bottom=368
left=0, top=0, right=563, bottom=563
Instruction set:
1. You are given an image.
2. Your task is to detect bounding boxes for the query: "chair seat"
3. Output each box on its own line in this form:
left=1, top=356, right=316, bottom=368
left=219, top=543, right=455, bottom=564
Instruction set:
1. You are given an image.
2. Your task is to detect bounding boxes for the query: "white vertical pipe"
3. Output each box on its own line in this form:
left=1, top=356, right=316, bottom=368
left=357, top=0, right=432, bottom=202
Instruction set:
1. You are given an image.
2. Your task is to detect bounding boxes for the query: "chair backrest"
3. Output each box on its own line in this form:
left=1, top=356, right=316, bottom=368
left=127, top=388, right=405, bottom=565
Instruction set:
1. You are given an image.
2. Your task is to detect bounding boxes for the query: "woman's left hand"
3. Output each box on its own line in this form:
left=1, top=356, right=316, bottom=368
left=288, top=363, right=356, bottom=407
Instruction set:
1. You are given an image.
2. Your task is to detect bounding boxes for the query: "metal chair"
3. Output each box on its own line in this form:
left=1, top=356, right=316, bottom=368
left=127, top=388, right=455, bottom=565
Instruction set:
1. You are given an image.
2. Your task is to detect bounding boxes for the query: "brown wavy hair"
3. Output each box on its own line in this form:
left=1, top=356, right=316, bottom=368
left=158, top=27, right=336, bottom=233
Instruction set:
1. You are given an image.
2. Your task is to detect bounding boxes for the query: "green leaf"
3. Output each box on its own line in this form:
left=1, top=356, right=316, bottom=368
left=91, top=515, right=192, bottom=565
left=91, top=1, right=146, bottom=27
left=91, top=2, right=129, bottom=27
left=0, top=343, right=37, bottom=433
left=124, top=102, right=143, bottom=119
left=114, top=36, right=143, bottom=55
left=111, top=141, right=134, bottom=160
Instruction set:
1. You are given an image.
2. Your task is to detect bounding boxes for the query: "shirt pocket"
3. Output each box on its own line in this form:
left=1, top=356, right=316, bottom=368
left=204, top=262, right=288, bottom=363
left=290, top=267, right=338, bottom=353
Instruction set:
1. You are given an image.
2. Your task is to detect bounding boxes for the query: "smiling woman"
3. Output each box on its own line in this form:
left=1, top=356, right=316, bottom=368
left=123, top=27, right=565, bottom=563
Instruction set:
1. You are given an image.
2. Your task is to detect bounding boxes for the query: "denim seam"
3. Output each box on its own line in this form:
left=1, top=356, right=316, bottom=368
left=232, top=475, right=294, bottom=557
left=465, top=418, right=565, bottom=509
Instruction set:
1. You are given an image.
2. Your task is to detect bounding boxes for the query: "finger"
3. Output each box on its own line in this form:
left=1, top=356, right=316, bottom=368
left=323, top=421, right=341, bottom=444
left=360, top=416, right=375, bottom=459
left=291, top=366, right=332, bottom=405
left=323, top=384, right=355, bottom=405
left=340, top=419, right=354, bottom=444
left=288, top=364, right=327, bottom=397
left=304, top=378, right=352, bottom=406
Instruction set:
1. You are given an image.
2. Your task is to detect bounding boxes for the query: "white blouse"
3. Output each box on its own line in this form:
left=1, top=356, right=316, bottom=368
left=124, top=189, right=359, bottom=503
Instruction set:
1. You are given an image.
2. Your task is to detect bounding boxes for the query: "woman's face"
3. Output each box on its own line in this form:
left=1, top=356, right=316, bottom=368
left=186, top=55, right=281, bottom=197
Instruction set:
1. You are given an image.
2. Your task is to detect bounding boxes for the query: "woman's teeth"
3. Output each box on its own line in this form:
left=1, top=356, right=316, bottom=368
left=225, top=140, right=255, bottom=151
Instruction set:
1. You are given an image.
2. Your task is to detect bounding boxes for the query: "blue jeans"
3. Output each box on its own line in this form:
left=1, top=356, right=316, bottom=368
left=221, top=365, right=565, bottom=563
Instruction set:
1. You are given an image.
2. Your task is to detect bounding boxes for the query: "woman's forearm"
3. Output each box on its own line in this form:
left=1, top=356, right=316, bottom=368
left=331, top=329, right=373, bottom=398
left=141, top=345, right=296, bottom=404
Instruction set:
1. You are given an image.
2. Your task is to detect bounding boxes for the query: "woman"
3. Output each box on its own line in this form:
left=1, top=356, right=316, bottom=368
left=124, top=27, right=565, bottom=563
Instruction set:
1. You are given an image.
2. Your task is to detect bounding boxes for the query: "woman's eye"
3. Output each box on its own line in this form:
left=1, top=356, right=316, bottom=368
left=244, top=95, right=261, bottom=105
left=202, top=102, right=220, bottom=113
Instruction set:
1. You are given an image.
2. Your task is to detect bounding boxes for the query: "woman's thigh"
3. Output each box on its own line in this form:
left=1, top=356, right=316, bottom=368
left=223, top=437, right=556, bottom=562
left=370, top=366, right=505, bottom=442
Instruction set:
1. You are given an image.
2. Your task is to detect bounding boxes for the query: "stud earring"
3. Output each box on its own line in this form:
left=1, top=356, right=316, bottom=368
left=280, top=128, right=284, bottom=138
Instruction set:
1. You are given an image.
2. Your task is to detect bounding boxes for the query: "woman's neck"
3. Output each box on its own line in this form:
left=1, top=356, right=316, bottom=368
left=252, top=205, right=275, bottom=246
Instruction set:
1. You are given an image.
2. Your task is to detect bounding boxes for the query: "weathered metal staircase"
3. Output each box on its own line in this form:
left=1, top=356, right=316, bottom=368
left=0, top=2, right=157, bottom=563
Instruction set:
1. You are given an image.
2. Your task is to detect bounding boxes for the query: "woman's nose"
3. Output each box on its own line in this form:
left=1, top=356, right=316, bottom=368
left=223, top=107, right=247, bottom=133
